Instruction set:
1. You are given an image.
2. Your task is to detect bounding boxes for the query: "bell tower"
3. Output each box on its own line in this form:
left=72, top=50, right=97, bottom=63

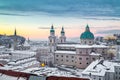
left=13, top=28, right=17, bottom=50
left=48, top=25, right=57, bottom=53
left=59, top=27, right=66, bottom=43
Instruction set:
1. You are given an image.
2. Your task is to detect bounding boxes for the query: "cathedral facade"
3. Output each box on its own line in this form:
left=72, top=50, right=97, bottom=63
left=48, top=25, right=109, bottom=69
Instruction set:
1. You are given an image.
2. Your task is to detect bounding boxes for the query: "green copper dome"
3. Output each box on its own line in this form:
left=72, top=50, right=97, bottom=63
left=50, top=29, right=54, bottom=32
left=61, top=31, right=64, bottom=33
left=80, top=25, right=94, bottom=39
left=50, top=25, right=55, bottom=32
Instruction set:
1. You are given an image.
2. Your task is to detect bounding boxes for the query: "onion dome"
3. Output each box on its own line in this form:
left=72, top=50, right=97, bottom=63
left=50, top=25, right=55, bottom=32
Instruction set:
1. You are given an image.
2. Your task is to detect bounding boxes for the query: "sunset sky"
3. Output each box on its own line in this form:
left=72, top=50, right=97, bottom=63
left=0, top=0, right=120, bottom=40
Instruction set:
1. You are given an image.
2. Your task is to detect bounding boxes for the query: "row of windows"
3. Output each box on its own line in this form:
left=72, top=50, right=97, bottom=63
left=56, top=55, right=74, bottom=58
left=79, top=57, right=95, bottom=60
left=79, top=57, right=89, bottom=60
left=56, top=59, right=74, bottom=62
left=56, top=59, right=89, bottom=65
left=116, top=72, right=120, bottom=74
left=115, top=68, right=120, bottom=70
left=79, top=62, right=89, bottom=65
left=116, top=76, right=120, bottom=79
left=82, top=41, right=92, bottom=44
left=56, top=55, right=95, bottom=61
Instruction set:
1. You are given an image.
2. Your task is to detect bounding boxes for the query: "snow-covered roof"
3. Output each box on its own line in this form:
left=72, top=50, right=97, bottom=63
left=89, top=52, right=101, bottom=56
left=0, top=59, right=10, bottom=62
left=0, top=54, right=10, bottom=57
left=82, top=60, right=116, bottom=77
left=23, top=41, right=30, bottom=47
left=11, top=50, right=36, bottom=55
left=57, top=44, right=108, bottom=49
left=57, top=44, right=76, bottom=48
left=76, top=44, right=108, bottom=48
left=2, top=59, right=39, bottom=71
left=23, top=67, right=77, bottom=77
left=7, top=58, right=37, bottom=66
left=0, top=46, right=5, bottom=49
left=11, top=61, right=39, bottom=71
left=55, top=51, right=76, bottom=54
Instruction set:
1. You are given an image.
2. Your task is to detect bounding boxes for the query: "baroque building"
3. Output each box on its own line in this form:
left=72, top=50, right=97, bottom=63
left=49, top=24, right=109, bottom=69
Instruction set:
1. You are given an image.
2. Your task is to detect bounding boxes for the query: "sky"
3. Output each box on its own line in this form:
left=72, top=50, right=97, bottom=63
left=0, top=0, right=120, bottom=40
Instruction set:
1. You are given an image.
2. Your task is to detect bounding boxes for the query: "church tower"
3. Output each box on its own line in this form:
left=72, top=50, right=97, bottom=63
left=59, top=27, right=66, bottom=43
left=13, top=28, right=17, bottom=50
left=48, top=25, right=57, bottom=53
left=28, top=37, right=30, bottom=44
left=14, top=28, right=17, bottom=36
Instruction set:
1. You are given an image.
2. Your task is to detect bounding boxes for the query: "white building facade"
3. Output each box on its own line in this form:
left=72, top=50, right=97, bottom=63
left=49, top=25, right=109, bottom=69
left=36, top=47, right=54, bottom=66
left=54, top=44, right=108, bottom=68
left=82, top=60, right=120, bottom=80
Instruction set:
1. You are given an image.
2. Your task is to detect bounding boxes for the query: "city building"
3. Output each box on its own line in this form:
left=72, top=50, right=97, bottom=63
left=13, top=29, right=30, bottom=50
left=82, top=59, right=120, bottom=80
left=9, top=50, right=36, bottom=61
left=15, top=40, right=31, bottom=50
left=0, top=53, right=11, bottom=65
left=116, top=45, right=120, bottom=60
left=48, top=25, right=109, bottom=68
left=36, top=47, right=54, bottom=66
left=54, top=44, right=108, bottom=68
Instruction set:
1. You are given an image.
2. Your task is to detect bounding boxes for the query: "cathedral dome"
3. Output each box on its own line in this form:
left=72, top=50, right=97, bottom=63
left=80, top=25, right=94, bottom=39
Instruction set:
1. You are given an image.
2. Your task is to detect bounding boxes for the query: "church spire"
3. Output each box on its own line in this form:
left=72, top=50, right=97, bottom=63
left=28, top=37, right=30, bottom=43
left=14, top=28, right=17, bottom=36
left=62, top=26, right=64, bottom=30
left=51, top=24, right=54, bottom=29
left=13, top=28, right=17, bottom=50
left=61, top=26, right=65, bottom=34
